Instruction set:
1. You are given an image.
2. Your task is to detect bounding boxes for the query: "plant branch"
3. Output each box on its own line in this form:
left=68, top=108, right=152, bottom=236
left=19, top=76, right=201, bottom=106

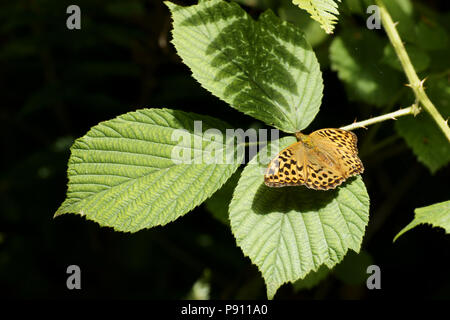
left=375, top=0, right=450, bottom=142
left=340, top=104, right=419, bottom=131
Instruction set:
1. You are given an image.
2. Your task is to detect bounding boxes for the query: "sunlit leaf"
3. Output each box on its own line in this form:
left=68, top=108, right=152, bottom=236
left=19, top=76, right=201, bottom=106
left=167, top=0, right=323, bottom=133
left=56, top=108, right=243, bottom=232
left=229, top=137, right=370, bottom=299
left=394, top=200, right=450, bottom=241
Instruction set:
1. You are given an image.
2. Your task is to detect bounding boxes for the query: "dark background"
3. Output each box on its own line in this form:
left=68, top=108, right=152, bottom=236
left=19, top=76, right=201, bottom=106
left=1, top=0, right=449, bottom=299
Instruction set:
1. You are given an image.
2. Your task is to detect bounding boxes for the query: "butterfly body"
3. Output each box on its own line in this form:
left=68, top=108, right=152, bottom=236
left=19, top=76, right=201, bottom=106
left=264, top=128, right=364, bottom=190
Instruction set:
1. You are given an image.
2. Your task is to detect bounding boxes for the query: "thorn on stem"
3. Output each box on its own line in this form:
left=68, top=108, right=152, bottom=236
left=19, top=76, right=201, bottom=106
left=419, top=77, right=428, bottom=88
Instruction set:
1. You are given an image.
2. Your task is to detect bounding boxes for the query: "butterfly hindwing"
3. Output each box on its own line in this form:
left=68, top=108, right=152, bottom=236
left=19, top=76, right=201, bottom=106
left=264, top=142, right=307, bottom=187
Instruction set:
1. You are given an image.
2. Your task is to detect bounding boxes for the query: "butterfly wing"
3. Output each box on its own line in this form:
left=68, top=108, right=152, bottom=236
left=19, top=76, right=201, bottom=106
left=310, top=128, right=364, bottom=178
left=264, top=142, right=307, bottom=187
left=265, top=129, right=364, bottom=190
left=264, top=143, right=344, bottom=190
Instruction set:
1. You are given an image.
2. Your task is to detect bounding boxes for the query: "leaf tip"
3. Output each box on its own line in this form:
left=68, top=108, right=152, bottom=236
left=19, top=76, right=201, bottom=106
left=163, top=1, right=178, bottom=12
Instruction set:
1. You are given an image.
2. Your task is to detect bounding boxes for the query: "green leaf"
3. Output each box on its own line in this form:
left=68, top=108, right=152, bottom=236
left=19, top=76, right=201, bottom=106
left=229, top=137, right=370, bottom=299
left=292, top=0, right=341, bottom=34
left=55, top=108, right=243, bottom=232
left=394, top=200, right=450, bottom=242
left=395, top=76, right=450, bottom=173
left=329, top=29, right=403, bottom=107
left=166, top=0, right=323, bottom=133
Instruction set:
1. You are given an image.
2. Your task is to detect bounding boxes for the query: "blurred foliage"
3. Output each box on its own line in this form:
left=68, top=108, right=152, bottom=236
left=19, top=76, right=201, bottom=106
left=1, top=0, right=449, bottom=299
left=330, top=28, right=404, bottom=107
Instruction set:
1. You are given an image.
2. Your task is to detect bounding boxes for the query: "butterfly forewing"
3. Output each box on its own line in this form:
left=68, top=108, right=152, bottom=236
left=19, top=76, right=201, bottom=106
left=310, top=129, right=364, bottom=178
left=310, top=129, right=359, bottom=155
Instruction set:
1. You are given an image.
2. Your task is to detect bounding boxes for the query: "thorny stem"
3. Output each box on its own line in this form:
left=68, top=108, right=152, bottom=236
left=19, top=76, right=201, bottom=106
left=340, top=104, right=420, bottom=131
left=375, top=0, right=450, bottom=142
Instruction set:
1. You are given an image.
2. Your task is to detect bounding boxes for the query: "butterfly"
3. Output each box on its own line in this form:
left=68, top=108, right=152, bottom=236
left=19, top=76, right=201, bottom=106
left=264, top=128, right=364, bottom=190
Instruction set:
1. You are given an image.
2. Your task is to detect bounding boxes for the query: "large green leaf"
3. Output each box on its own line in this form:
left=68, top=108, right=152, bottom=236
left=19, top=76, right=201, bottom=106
left=55, top=108, right=243, bottom=232
left=394, top=200, right=450, bottom=242
left=229, top=137, right=370, bottom=299
left=167, top=0, right=323, bottom=133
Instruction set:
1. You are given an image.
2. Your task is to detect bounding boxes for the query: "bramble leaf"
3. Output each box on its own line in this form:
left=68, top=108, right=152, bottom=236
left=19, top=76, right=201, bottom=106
left=229, top=137, right=370, bottom=299
left=167, top=0, right=323, bottom=133
left=55, top=108, right=243, bottom=232
left=394, top=200, right=450, bottom=242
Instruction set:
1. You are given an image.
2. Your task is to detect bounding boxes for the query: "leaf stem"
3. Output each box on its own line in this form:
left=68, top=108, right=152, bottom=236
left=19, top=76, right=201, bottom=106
left=375, top=0, right=450, bottom=142
left=340, top=104, right=419, bottom=131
